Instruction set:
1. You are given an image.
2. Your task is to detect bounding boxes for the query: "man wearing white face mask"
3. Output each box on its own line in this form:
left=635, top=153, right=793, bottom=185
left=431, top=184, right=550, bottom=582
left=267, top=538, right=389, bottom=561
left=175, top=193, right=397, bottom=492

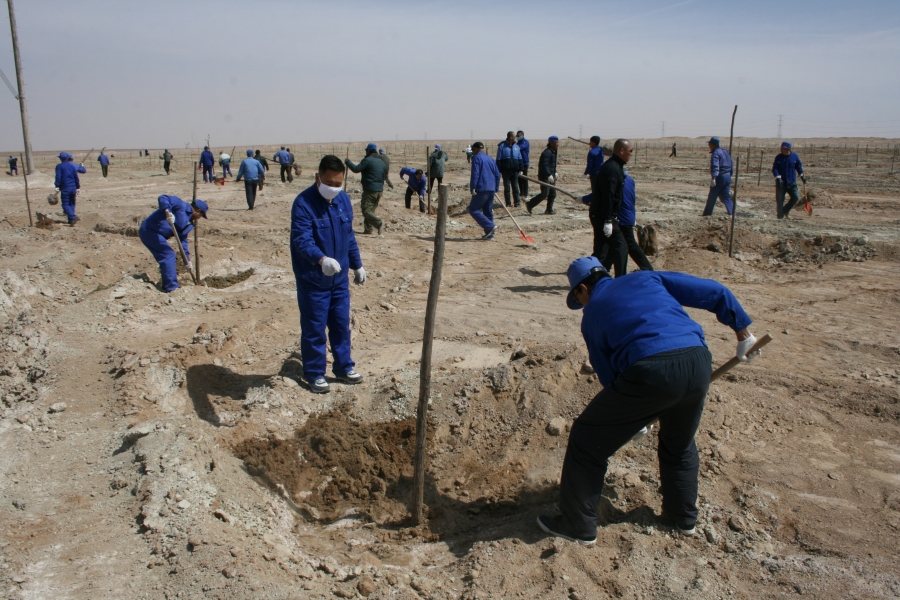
left=290, top=155, right=366, bottom=394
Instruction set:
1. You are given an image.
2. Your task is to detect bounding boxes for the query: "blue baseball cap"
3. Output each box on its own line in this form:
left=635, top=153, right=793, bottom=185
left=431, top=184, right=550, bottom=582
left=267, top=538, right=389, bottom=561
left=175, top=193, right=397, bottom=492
left=548, top=136, right=559, bottom=143
left=435, top=144, right=442, bottom=150
left=365, top=143, right=377, bottom=151
left=246, top=149, right=253, bottom=156
left=707, top=137, right=720, bottom=145
left=781, top=140, right=792, bottom=149
left=566, top=256, right=607, bottom=310
left=58, top=152, right=71, bottom=160
left=191, top=199, right=209, bottom=218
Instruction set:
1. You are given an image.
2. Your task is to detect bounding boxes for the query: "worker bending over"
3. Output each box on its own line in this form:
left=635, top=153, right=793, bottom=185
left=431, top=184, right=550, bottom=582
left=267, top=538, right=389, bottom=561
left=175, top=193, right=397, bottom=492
left=139, top=195, right=208, bottom=292
left=400, top=167, right=427, bottom=212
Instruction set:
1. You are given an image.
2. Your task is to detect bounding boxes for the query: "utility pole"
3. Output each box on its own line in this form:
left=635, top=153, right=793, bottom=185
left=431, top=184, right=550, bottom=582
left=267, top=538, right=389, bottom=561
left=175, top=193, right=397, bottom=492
left=661, top=121, right=665, bottom=138
left=7, top=0, right=34, bottom=175
left=777, top=115, right=783, bottom=138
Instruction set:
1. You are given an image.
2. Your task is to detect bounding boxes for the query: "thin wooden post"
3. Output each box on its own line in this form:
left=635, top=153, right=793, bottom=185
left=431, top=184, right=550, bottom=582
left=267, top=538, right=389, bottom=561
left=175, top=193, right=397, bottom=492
left=891, top=155, right=895, bottom=175
left=727, top=105, right=738, bottom=155
left=412, top=184, right=449, bottom=526
left=342, top=147, right=349, bottom=191
left=20, top=152, right=32, bottom=226
left=192, top=161, right=200, bottom=282
left=425, top=146, right=431, bottom=215
left=757, top=149, right=764, bottom=186
left=728, top=157, right=739, bottom=258
left=856, top=144, right=860, bottom=167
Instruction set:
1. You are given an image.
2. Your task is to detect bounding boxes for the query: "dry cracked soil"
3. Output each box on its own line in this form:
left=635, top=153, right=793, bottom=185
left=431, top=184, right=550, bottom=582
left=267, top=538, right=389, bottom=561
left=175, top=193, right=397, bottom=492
left=1, top=139, right=899, bottom=599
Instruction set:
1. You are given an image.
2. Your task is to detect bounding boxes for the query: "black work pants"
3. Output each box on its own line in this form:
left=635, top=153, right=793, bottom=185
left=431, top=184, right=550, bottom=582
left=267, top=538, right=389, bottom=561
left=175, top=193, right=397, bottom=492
left=280, top=164, right=293, bottom=183
left=620, top=225, right=654, bottom=272
left=526, top=176, right=557, bottom=213
left=501, top=169, right=521, bottom=206
left=101, top=165, right=108, bottom=178
left=591, top=219, right=628, bottom=277
left=428, top=176, right=443, bottom=194
left=405, top=185, right=425, bottom=212
left=558, top=346, right=712, bottom=537
left=163, top=161, right=171, bottom=174
left=520, top=164, right=530, bottom=196
left=244, top=180, right=258, bottom=209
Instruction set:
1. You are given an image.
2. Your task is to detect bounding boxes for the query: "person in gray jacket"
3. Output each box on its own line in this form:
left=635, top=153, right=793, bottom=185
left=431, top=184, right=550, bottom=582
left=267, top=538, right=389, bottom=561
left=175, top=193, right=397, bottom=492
left=428, top=144, right=449, bottom=194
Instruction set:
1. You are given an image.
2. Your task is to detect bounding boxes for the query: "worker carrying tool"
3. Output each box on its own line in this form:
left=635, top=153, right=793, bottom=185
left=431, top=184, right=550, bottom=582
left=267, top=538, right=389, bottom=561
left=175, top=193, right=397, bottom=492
left=290, top=155, right=366, bottom=394
left=703, top=137, right=733, bottom=216
left=97, top=150, right=110, bottom=178
left=138, top=195, right=208, bottom=292
left=525, top=136, right=559, bottom=215
left=200, top=146, right=216, bottom=183
left=345, top=143, right=388, bottom=235
left=772, top=141, right=807, bottom=219
left=537, top=256, right=760, bottom=545
left=399, top=167, right=427, bottom=212
left=219, top=151, right=232, bottom=178
left=468, top=141, right=501, bottom=240
left=235, top=149, right=265, bottom=210
left=54, top=152, right=87, bottom=226
left=274, top=147, right=292, bottom=183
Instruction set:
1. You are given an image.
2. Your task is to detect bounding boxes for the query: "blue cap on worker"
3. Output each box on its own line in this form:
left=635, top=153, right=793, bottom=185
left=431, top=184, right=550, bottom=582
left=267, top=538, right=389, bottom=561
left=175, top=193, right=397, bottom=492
left=435, top=144, right=441, bottom=150
left=566, top=256, right=607, bottom=310
left=781, top=141, right=792, bottom=149
left=378, top=148, right=386, bottom=155
left=365, top=143, right=377, bottom=151
left=549, top=136, right=559, bottom=143
left=58, top=152, right=70, bottom=160
left=707, top=137, right=720, bottom=145
left=246, top=149, right=253, bottom=156
left=191, top=199, right=209, bottom=219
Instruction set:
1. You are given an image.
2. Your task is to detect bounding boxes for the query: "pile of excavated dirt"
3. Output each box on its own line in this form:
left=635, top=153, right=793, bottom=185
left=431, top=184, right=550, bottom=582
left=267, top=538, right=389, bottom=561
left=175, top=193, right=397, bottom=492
left=202, top=268, right=255, bottom=289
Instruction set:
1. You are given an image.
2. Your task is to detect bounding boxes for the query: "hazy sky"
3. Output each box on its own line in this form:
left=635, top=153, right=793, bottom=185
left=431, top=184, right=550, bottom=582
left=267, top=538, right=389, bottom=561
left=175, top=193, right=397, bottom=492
left=2, top=0, right=899, bottom=151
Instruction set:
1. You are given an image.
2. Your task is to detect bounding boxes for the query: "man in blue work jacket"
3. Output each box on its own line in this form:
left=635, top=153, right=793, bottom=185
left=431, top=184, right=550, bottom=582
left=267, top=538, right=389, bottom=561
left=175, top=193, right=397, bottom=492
left=274, top=146, right=293, bottom=183
left=97, top=151, right=110, bottom=178
left=8, top=156, right=18, bottom=176
left=496, top=131, right=524, bottom=208
left=235, top=149, right=265, bottom=210
left=619, top=170, right=653, bottom=272
left=139, top=195, right=208, bottom=292
left=516, top=131, right=531, bottom=197
left=399, top=167, right=427, bottom=212
left=703, top=137, right=733, bottom=216
left=772, top=141, right=807, bottom=219
left=290, top=155, right=366, bottom=394
left=199, top=146, right=216, bottom=183
left=537, top=256, right=760, bottom=545
left=54, top=152, right=87, bottom=226
left=468, top=141, right=501, bottom=240
left=584, top=136, right=604, bottom=197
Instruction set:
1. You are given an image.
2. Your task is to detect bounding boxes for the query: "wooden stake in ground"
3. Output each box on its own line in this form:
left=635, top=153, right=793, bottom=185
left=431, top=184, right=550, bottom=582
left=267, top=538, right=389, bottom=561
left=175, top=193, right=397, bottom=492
left=192, top=160, right=200, bottom=282
left=412, top=184, right=449, bottom=526
left=728, top=156, right=740, bottom=258
left=342, top=147, right=349, bottom=192
left=757, top=149, right=764, bottom=186
left=727, top=105, right=738, bottom=155
left=425, top=146, right=432, bottom=215
left=20, top=152, right=32, bottom=226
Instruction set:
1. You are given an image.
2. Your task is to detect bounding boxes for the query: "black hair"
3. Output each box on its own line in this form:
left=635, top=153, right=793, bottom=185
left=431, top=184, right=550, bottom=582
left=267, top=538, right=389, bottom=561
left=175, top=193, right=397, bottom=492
left=472, top=141, right=484, bottom=149
left=506, top=131, right=515, bottom=137
left=579, top=267, right=610, bottom=290
left=516, top=130, right=524, bottom=136
left=415, top=169, right=424, bottom=176
left=319, top=154, right=344, bottom=174
left=589, top=136, right=600, bottom=144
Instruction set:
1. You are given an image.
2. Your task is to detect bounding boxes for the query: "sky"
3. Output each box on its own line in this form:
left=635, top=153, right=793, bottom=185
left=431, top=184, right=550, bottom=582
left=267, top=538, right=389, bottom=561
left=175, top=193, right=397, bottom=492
left=1, top=0, right=899, bottom=151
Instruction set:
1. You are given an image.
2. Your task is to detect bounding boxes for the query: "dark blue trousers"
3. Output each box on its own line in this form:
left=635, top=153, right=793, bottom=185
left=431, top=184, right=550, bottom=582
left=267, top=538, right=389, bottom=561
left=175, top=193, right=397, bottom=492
left=467, top=191, right=495, bottom=233
left=703, top=174, right=733, bottom=216
left=296, top=282, right=354, bottom=381
left=202, top=165, right=214, bottom=182
left=558, top=346, right=712, bottom=537
left=139, top=225, right=189, bottom=292
left=60, top=190, right=78, bottom=223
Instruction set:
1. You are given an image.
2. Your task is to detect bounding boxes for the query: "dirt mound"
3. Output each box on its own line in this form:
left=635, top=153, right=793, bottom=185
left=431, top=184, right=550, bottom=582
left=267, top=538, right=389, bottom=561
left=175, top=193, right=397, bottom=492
left=806, top=186, right=838, bottom=207
left=94, top=222, right=140, bottom=237
left=202, top=268, right=254, bottom=288
left=235, top=413, right=420, bottom=523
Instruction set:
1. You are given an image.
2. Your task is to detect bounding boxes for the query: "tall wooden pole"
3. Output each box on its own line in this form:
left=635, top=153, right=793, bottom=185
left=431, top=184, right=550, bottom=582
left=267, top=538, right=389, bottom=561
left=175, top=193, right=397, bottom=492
left=425, top=146, right=432, bottom=215
left=728, top=157, right=740, bottom=258
left=7, top=0, right=34, bottom=174
left=192, top=161, right=200, bottom=282
left=727, top=105, right=738, bottom=156
left=20, top=152, right=32, bottom=226
left=757, top=149, right=764, bottom=186
left=412, top=184, right=449, bottom=525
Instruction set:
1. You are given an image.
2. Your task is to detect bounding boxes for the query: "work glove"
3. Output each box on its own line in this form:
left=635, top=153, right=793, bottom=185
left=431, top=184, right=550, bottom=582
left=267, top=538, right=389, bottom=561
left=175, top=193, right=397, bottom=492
left=165, top=210, right=175, bottom=226
left=736, top=334, right=761, bottom=362
left=582, top=173, right=589, bottom=179
left=554, top=172, right=559, bottom=181
left=320, top=257, right=341, bottom=276
left=775, top=175, right=783, bottom=187
left=710, top=177, right=717, bottom=188
left=353, top=267, right=366, bottom=285
left=547, top=175, right=555, bottom=184
left=76, top=189, right=80, bottom=195
left=603, top=222, right=613, bottom=237
left=54, top=187, right=60, bottom=193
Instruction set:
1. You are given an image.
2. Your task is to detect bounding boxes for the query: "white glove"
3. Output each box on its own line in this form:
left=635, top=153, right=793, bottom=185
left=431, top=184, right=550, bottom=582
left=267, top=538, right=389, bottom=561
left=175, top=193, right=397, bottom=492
left=736, top=334, right=760, bottom=362
left=775, top=175, right=782, bottom=185
left=547, top=175, right=555, bottom=184
left=75, top=189, right=80, bottom=195
left=603, top=222, right=613, bottom=237
left=320, top=257, right=341, bottom=276
left=554, top=172, right=559, bottom=181
left=165, top=210, right=175, bottom=225
left=582, top=173, right=589, bottom=179
left=710, top=177, right=717, bottom=188
left=54, top=187, right=60, bottom=193
left=353, top=267, right=366, bottom=285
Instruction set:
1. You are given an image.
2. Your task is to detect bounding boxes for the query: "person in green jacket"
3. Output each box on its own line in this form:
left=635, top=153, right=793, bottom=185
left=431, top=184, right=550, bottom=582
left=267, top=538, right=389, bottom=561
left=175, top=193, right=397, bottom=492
left=345, top=143, right=388, bottom=235
left=427, top=144, right=449, bottom=194
left=377, top=148, right=394, bottom=189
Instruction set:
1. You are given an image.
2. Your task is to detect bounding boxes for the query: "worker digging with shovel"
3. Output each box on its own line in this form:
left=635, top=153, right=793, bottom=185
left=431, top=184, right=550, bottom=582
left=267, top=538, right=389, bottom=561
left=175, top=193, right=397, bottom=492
left=139, top=195, right=209, bottom=292
left=537, top=256, right=760, bottom=545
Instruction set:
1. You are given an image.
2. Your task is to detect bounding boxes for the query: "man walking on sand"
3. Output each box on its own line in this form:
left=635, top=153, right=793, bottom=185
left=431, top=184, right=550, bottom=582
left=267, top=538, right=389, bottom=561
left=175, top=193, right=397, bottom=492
left=536, top=256, right=760, bottom=545
left=290, top=154, right=366, bottom=394
left=496, top=131, right=524, bottom=207
left=703, top=137, right=733, bottom=216
left=54, top=152, right=87, bottom=226
left=8, top=156, right=18, bottom=176
left=590, top=139, right=632, bottom=277
left=235, top=149, right=265, bottom=210
left=97, top=150, right=110, bottom=178
left=516, top=131, right=531, bottom=197
left=345, top=143, right=388, bottom=235
left=161, top=149, right=173, bottom=175
left=377, top=148, right=394, bottom=190
left=772, top=141, right=807, bottom=219
left=468, top=141, right=501, bottom=240
left=428, top=144, right=449, bottom=194
left=526, top=136, right=559, bottom=215
left=254, top=150, right=269, bottom=191
left=219, top=151, right=232, bottom=178
left=274, top=146, right=292, bottom=183
left=200, top=146, right=215, bottom=183
left=583, top=136, right=604, bottom=198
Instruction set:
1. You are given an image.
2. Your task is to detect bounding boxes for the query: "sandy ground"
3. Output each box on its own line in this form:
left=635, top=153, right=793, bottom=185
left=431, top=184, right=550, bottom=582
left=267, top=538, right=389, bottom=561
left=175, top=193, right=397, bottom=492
left=0, top=138, right=899, bottom=599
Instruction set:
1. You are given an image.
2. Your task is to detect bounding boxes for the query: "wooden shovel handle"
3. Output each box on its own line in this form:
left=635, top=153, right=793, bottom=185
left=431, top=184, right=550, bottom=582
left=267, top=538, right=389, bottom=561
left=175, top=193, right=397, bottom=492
left=710, top=334, right=772, bottom=382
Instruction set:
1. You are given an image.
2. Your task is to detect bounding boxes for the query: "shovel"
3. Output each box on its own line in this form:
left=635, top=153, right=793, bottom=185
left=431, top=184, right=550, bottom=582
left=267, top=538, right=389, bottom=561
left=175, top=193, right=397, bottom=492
left=802, top=181, right=812, bottom=216
left=493, top=193, right=534, bottom=244
left=167, top=211, right=197, bottom=284
left=518, top=174, right=580, bottom=199
left=710, top=334, right=772, bottom=382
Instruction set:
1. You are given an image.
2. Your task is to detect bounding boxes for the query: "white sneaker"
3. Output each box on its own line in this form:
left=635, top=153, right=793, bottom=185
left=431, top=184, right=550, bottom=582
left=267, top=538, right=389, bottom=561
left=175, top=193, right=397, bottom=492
left=631, top=423, right=654, bottom=442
